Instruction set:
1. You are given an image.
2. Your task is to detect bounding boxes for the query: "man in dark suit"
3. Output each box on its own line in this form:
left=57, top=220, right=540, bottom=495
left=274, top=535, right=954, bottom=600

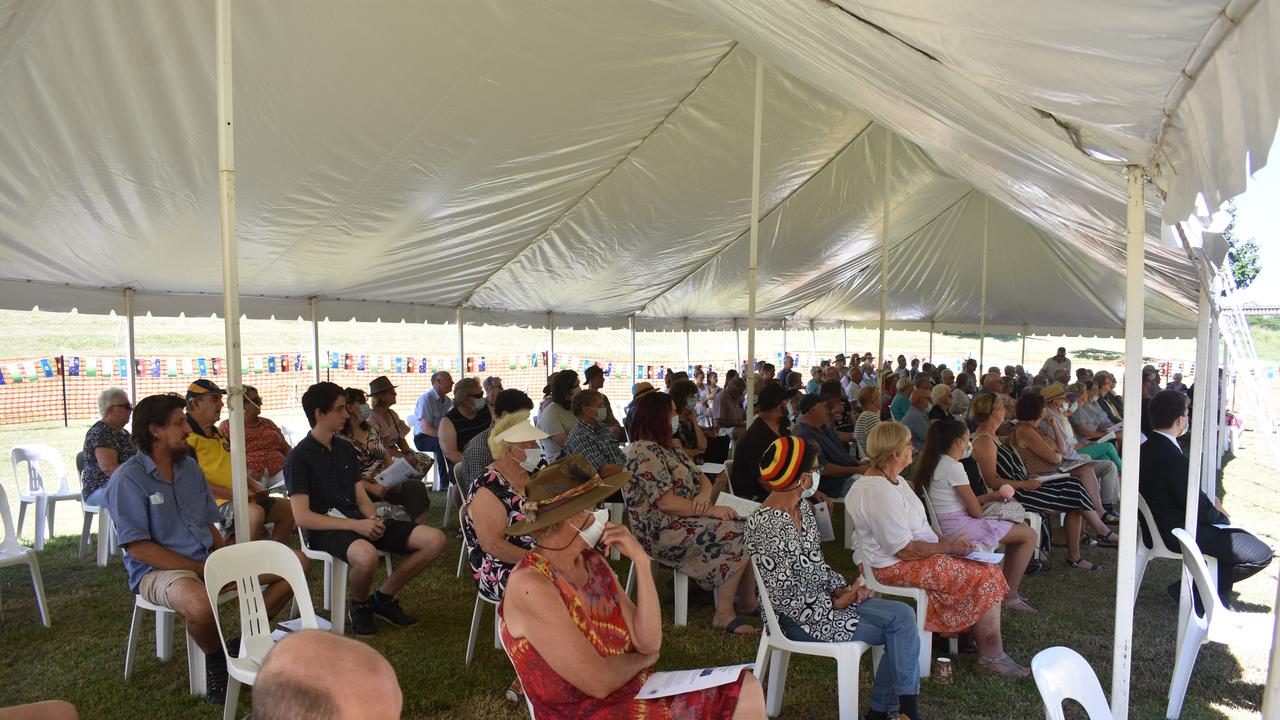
left=1139, top=390, right=1272, bottom=609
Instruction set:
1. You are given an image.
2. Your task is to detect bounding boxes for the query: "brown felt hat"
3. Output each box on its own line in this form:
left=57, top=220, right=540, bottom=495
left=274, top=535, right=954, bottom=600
left=504, top=454, right=629, bottom=536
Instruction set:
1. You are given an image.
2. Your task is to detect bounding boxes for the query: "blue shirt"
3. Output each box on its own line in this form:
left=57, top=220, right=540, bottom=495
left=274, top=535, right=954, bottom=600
left=408, top=388, right=452, bottom=435
left=902, top=407, right=929, bottom=450
left=793, top=421, right=855, bottom=491
left=106, top=452, right=221, bottom=593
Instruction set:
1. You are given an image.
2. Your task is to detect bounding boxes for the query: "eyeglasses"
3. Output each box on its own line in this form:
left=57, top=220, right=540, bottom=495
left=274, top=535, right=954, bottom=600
left=111, top=403, right=133, bottom=411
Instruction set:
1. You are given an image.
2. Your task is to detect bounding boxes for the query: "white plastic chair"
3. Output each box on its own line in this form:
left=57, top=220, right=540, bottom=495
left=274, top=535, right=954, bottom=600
left=0, top=483, right=50, bottom=626
left=75, top=451, right=117, bottom=566
left=11, top=445, right=81, bottom=550
left=604, top=501, right=625, bottom=560
left=442, top=460, right=462, bottom=528
left=845, top=504, right=954, bottom=678
left=750, top=557, right=880, bottom=719
left=624, top=558, right=690, bottom=626
left=124, top=594, right=206, bottom=695
left=1166, top=528, right=1265, bottom=719
left=454, top=463, right=468, bottom=577
left=1134, top=497, right=1192, bottom=605
left=296, top=526, right=391, bottom=635
left=1031, top=646, right=1114, bottom=720
left=458, top=504, right=501, bottom=666
left=203, top=540, right=319, bottom=720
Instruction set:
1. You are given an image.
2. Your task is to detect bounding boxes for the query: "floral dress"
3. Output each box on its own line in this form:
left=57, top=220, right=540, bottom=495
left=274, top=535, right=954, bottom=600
left=339, top=425, right=409, bottom=521
left=622, top=440, right=748, bottom=590
left=462, top=466, right=534, bottom=603
left=746, top=502, right=860, bottom=641
left=500, top=550, right=745, bottom=719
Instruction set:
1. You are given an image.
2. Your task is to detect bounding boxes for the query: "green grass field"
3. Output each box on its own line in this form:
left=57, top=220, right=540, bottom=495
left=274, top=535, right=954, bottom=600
left=1, top=420, right=1276, bottom=720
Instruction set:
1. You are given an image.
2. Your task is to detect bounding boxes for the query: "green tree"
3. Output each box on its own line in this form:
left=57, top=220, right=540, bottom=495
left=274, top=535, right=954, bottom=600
left=1223, top=201, right=1261, bottom=289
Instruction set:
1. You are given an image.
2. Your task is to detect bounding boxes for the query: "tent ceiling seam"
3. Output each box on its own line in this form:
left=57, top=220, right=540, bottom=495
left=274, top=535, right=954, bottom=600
left=460, top=39, right=741, bottom=306
left=636, top=118, right=877, bottom=316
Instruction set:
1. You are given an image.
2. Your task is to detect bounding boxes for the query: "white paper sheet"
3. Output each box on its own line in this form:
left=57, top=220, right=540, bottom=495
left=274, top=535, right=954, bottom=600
left=1033, top=472, right=1071, bottom=481
left=1094, top=431, right=1116, bottom=443
left=634, top=663, right=754, bottom=700
left=813, top=501, right=835, bottom=542
left=376, top=456, right=422, bottom=488
left=963, top=551, right=1004, bottom=564
left=700, top=462, right=727, bottom=476
left=715, top=493, right=761, bottom=518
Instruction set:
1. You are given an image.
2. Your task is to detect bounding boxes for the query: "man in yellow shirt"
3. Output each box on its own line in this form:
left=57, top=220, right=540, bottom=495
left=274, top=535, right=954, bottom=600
left=186, top=379, right=296, bottom=543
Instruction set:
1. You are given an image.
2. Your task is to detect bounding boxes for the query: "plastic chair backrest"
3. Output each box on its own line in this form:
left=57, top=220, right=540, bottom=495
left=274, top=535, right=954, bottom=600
left=203, top=540, right=319, bottom=663
left=919, top=488, right=944, bottom=537
left=453, top=461, right=464, bottom=486
left=11, top=445, right=70, bottom=495
left=1171, top=528, right=1222, bottom=626
left=0, top=483, right=22, bottom=553
left=749, top=556, right=788, bottom=640
left=1136, top=497, right=1168, bottom=553
left=1031, top=646, right=1114, bottom=720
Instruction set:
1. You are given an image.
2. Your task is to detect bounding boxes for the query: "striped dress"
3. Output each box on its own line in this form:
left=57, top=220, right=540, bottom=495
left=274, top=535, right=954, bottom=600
left=976, top=432, right=1095, bottom=513
left=852, top=410, right=880, bottom=459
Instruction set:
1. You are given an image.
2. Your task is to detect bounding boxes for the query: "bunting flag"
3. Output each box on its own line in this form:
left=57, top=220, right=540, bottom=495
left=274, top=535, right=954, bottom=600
left=357, top=354, right=367, bottom=371
left=39, top=358, right=54, bottom=378
left=394, top=356, right=404, bottom=373
left=69, top=356, right=81, bottom=376
left=0, top=366, right=5, bottom=385
left=605, top=362, right=613, bottom=377
left=267, top=355, right=278, bottom=373
left=212, top=357, right=222, bottom=375
left=280, top=354, right=291, bottom=373
left=150, top=358, right=162, bottom=377
left=7, top=363, right=21, bottom=383
left=509, top=354, right=517, bottom=370
left=478, top=355, right=486, bottom=372
left=197, top=358, right=208, bottom=376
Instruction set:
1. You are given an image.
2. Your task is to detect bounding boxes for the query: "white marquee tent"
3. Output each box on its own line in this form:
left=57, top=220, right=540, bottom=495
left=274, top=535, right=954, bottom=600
left=1, top=1, right=1278, bottom=717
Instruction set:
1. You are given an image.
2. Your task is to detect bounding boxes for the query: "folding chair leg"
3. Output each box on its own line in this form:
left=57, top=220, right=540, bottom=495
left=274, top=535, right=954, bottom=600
left=465, top=595, right=484, bottom=666
left=124, top=604, right=144, bottom=680
left=79, top=511, right=93, bottom=559
left=34, top=496, right=48, bottom=551
left=187, top=631, right=206, bottom=696
left=46, top=500, right=56, bottom=543
left=28, top=556, right=49, bottom=627
left=330, top=560, right=348, bottom=635
left=764, top=648, right=790, bottom=717
left=673, top=571, right=688, bottom=626
left=156, top=609, right=175, bottom=661
left=321, top=559, right=332, bottom=611
left=222, top=677, right=241, bottom=718
left=16, top=501, right=28, bottom=539
left=835, top=652, right=861, bottom=720
left=752, top=632, right=770, bottom=681
left=96, top=508, right=111, bottom=567
left=1167, top=625, right=1207, bottom=719
left=917, top=629, right=933, bottom=679
left=493, top=607, right=502, bottom=649
left=456, top=542, right=466, bottom=578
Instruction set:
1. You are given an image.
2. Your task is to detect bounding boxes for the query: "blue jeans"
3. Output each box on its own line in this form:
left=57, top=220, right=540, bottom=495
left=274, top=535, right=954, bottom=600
left=84, top=487, right=108, bottom=507
left=779, top=598, right=919, bottom=712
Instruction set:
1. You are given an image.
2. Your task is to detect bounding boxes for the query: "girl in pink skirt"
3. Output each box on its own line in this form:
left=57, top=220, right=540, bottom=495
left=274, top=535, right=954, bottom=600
left=913, top=418, right=1039, bottom=614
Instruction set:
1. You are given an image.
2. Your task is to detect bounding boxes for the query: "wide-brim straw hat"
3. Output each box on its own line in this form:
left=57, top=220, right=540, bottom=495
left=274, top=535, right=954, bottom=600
left=504, top=454, right=629, bottom=536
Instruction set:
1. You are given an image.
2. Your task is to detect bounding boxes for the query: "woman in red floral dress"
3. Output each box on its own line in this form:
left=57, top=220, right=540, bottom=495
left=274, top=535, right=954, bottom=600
left=499, top=466, right=765, bottom=719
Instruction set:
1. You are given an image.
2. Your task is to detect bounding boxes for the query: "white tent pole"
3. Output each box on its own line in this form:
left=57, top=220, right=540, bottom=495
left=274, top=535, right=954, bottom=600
left=878, top=135, right=892, bottom=368
left=928, top=321, right=934, bottom=364
left=733, top=318, right=741, bottom=375
left=782, top=318, right=788, bottom=363
left=1202, top=320, right=1220, bottom=493
left=746, top=54, right=763, bottom=420
left=978, top=197, right=989, bottom=371
left=1217, top=337, right=1230, bottom=471
left=309, top=296, right=320, bottom=384
left=809, top=320, right=817, bottom=363
left=1267, top=575, right=1280, bottom=718
left=842, top=320, right=847, bottom=357
left=215, top=0, right=250, bottom=545
left=548, top=311, right=556, bottom=373
left=1020, top=324, right=1028, bottom=366
left=456, top=306, right=465, bottom=379
left=1180, top=286, right=1212, bottom=645
left=684, top=317, right=691, bottom=374
left=124, top=288, right=137, bottom=403
left=629, top=315, right=638, bottom=382
left=1110, top=166, right=1146, bottom=718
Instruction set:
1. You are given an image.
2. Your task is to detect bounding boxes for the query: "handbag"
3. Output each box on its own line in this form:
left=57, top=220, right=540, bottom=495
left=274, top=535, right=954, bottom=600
left=981, top=499, right=1027, bottom=522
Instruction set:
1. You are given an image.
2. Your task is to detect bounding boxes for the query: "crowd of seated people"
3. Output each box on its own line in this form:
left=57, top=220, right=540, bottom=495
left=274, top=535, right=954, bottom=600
left=70, top=343, right=1264, bottom=719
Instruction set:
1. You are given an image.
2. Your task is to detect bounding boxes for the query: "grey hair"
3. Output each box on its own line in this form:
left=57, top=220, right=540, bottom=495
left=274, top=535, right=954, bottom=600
left=98, top=387, right=128, bottom=418
left=483, top=376, right=503, bottom=392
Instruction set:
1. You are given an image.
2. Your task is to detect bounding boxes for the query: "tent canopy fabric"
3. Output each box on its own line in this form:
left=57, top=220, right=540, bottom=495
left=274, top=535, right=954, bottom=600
left=0, top=0, right=1276, bottom=337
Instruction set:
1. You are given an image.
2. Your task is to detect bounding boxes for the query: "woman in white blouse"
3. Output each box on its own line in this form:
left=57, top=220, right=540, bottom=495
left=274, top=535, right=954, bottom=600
left=847, top=422, right=1030, bottom=678
left=913, top=418, right=1039, bottom=613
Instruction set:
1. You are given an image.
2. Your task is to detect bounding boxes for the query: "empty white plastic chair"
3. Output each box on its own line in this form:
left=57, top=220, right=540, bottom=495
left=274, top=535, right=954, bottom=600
left=11, top=445, right=80, bottom=551
left=75, top=450, right=117, bottom=566
left=1166, top=528, right=1265, bottom=719
left=203, top=540, right=319, bottom=720
left=1031, top=646, right=1114, bottom=720
left=124, top=594, right=206, bottom=695
left=0, top=483, right=50, bottom=626
left=295, top=526, right=391, bottom=635
left=750, top=557, right=880, bottom=719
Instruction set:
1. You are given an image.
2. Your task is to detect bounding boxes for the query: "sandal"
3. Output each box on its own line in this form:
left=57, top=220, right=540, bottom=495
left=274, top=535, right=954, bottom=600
left=977, top=652, right=1031, bottom=678
left=1102, top=510, right=1122, bottom=525
left=1003, top=596, right=1039, bottom=614
left=504, top=678, right=524, bottom=705
left=721, top=617, right=760, bottom=636
left=1079, top=532, right=1099, bottom=547
left=1066, top=557, right=1101, bottom=572
left=1096, top=530, right=1119, bottom=547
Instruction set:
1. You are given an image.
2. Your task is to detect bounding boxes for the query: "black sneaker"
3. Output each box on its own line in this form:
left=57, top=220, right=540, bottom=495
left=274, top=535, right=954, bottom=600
left=350, top=600, right=377, bottom=636
left=225, top=635, right=241, bottom=659
left=205, top=651, right=228, bottom=705
left=370, top=593, right=418, bottom=627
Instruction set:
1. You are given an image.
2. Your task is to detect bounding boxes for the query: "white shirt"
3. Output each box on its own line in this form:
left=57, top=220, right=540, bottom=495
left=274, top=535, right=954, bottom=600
left=1041, top=356, right=1072, bottom=378
left=950, top=388, right=970, bottom=415
left=926, top=455, right=970, bottom=516
left=847, top=474, right=937, bottom=569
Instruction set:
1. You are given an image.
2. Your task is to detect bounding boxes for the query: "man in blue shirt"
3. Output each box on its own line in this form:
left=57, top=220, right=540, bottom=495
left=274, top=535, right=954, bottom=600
left=792, top=394, right=869, bottom=498
left=108, top=394, right=296, bottom=706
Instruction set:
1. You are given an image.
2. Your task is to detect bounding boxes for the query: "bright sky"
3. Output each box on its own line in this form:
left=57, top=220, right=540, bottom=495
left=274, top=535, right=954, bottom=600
left=1226, top=129, right=1280, bottom=304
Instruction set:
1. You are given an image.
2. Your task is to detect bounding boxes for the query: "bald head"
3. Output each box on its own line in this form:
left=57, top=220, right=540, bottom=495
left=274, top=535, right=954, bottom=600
left=252, top=631, right=402, bottom=720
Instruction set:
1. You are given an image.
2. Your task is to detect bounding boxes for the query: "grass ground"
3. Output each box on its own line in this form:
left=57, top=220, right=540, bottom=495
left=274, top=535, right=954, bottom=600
left=1, top=422, right=1276, bottom=719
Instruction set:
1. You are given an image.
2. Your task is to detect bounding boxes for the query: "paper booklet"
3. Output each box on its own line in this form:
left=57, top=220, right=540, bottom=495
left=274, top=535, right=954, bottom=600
left=812, top=500, right=836, bottom=542
left=1059, top=458, right=1090, bottom=472
left=715, top=493, right=761, bottom=518
left=1094, top=430, right=1116, bottom=443
left=963, top=551, right=1004, bottom=564
left=699, top=462, right=727, bottom=476
left=1033, top=472, right=1071, bottom=481
left=635, top=663, right=754, bottom=700
left=375, top=456, right=422, bottom=488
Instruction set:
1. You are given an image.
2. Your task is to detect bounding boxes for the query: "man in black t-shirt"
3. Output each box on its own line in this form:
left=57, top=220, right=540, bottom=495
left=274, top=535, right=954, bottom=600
left=286, top=382, right=448, bottom=636
left=728, top=383, right=794, bottom=501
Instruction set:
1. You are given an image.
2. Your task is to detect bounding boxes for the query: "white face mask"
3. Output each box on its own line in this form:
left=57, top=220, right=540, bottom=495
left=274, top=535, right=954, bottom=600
left=800, top=473, right=818, bottom=500
left=595, top=406, right=607, bottom=423
left=670, top=415, right=680, bottom=434
left=574, top=508, right=610, bottom=549
left=686, top=398, right=698, bottom=411
left=472, top=397, right=486, bottom=411
left=519, top=447, right=543, bottom=472
left=357, top=404, right=373, bottom=422
left=923, top=403, right=934, bottom=414
left=960, top=440, right=973, bottom=459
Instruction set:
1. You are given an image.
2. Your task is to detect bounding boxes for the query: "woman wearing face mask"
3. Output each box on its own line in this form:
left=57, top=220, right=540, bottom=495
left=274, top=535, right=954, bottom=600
left=500, top=466, right=766, bottom=719
left=669, top=379, right=707, bottom=463
left=339, top=388, right=432, bottom=524
left=913, top=419, right=1039, bottom=613
left=536, top=370, right=580, bottom=462
left=440, top=377, right=493, bottom=467
left=848, top=422, right=1029, bottom=678
left=623, top=392, right=759, bottom=635
left=747, top=437, right=924, bottom=720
